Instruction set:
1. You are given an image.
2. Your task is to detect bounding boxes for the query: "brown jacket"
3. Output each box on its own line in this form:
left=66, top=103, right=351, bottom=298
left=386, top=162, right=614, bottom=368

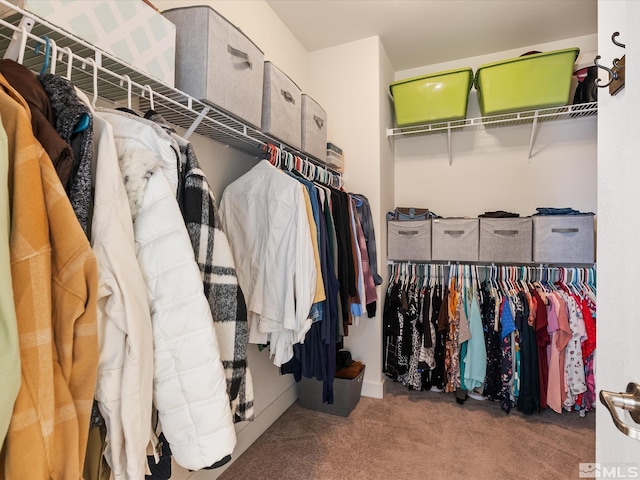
left=0, top=73, right=98, bottom=479
left=0, top=59, right=73, bottom=187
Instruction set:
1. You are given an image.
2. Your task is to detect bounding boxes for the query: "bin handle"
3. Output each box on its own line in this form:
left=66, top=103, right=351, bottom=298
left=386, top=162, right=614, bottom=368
left=281, top=89, right=296, bottom=104
left=494, top=230, right=518, bottom=236
left=314, top=115, right=324, bottom=129
left=444, top=230, right=464, bottom=235
left=398, top=230, right=419, bottom=236
left=552, top=228, right=579, bottom=233
left=227, top=45, right=252, bottom=69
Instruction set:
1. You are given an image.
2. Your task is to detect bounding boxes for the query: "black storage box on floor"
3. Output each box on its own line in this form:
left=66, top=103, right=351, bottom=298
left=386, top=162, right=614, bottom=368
left=297, top=366, right=365, bottom=417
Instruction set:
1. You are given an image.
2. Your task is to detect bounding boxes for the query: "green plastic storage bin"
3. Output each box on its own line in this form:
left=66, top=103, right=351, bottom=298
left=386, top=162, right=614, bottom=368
left=474, top=48, right=580, bottom=116
left=390, top=67, right=473, bottom=126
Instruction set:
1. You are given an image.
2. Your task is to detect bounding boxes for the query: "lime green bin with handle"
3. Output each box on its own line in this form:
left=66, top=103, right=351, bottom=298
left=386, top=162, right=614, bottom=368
left=390, top=67, right=474, bottom=127
left=474, top=47, right=580, bottom=117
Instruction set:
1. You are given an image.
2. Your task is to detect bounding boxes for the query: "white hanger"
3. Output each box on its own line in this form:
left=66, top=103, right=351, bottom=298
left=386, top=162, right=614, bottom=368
left=84, top=57, right=98, bottom=108
left=61, top=46, right=73, bottom=80
left=143, top=84, right=155, bottom=111
left=120, top=74, right=132, bottom=110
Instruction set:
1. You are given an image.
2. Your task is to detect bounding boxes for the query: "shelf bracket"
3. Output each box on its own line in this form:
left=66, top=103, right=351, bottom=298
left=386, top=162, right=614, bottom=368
left=3, top=15, right=34, bottom=63
left=528, top=110, right=539, bottom=160
left=447, top=124, right=452, bottom=166
left=183, top=106, right=210, bottom=139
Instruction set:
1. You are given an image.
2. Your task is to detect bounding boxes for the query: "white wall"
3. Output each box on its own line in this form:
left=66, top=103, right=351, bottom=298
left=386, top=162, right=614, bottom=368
left=596, top=0, right=640, bottom=465
left=307, top=36, right=391, bottom=398
left=393, top=34, right=598, bottom=218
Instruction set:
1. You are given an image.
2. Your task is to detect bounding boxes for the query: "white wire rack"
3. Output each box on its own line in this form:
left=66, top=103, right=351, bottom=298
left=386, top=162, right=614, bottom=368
left=387, top=101, right=598, bottom=164
left=0, top=0, right=343, bottom=184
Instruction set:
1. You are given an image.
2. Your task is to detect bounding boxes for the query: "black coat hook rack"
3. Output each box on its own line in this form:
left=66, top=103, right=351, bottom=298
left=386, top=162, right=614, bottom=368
left=594, top=32, right=625, bottom=96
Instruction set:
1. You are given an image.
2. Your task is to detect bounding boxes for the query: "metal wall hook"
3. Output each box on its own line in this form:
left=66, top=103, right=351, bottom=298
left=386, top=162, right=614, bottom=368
left=612, top=31, right=625, bottom=49
left=594, top=55, right=617, bottom=88
left=613, top=56, right=625, bottom=69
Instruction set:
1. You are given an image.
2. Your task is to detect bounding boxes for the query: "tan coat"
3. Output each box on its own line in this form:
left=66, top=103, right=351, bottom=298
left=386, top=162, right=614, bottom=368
left=0, top=73, right=99, bottom=480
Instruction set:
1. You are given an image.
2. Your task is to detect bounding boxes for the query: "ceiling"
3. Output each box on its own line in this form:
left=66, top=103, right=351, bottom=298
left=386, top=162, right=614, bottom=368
left=266, top=0, right=598, bottom=71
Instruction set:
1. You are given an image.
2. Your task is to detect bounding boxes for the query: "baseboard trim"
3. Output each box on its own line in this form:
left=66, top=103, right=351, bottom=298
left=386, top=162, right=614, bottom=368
left=192, top=383, right=298, bottom=479
left=361, top=377, right=385, bottom=399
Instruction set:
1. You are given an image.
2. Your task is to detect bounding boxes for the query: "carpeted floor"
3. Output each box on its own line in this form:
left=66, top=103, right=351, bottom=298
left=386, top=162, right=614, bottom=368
left=218, top=380, right=595, bottom=480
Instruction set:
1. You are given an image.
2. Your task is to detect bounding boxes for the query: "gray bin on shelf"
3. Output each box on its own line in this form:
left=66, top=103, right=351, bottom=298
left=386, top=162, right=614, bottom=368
left=262, top=61, right=302, bottom=149
left=301, top=94, right=327, bottom=160
left=163, top=6, right=265, bottom=128
left=387, top=220, right=431, bottom=261
left=533, top=215, right=595, bottom=264
left=431, top=218, right=479, bottom=262
left=479, top=217, right=533, bottom=263
left=298, top=366, right=365, bottom=417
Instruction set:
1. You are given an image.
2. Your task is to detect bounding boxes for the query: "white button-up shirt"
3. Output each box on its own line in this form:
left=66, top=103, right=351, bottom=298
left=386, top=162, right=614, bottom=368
left=220, top=161, right=317, bottom=366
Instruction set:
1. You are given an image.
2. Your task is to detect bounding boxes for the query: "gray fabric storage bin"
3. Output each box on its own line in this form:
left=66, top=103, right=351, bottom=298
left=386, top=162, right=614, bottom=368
left=479, top=217, right=533, bottom=263
left=301, top=95, right=327, bottom=160
left=262, top=61, right=302, bottom=149
left=387, top=220, right=431, bottom=261
left=298, top=366, right=365, bottom=417
left=163, top=6, right=264, bottom=128
left=431, top=218, right=479, bottom=262
left=533, top=215, right=595, bottom=264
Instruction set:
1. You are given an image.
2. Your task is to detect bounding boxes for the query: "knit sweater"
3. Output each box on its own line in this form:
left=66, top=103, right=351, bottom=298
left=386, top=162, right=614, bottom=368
left=38, top=73, right=93, bottom=236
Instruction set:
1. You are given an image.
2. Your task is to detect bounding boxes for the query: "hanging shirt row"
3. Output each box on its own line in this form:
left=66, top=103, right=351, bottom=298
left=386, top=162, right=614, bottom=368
left=219, top=146, right=382, bottom=404
left=0, top=59, right=254, bottom=479
left=384, top=263, right=596, bottom=416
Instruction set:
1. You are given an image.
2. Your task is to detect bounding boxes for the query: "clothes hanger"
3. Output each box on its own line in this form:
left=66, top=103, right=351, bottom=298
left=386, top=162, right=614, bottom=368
left=34, top=35, right=51, bottom=75
left=61, top=46, right=73, bottom=80
left=120, top=74, right=132, bottom=110
left=71, top=56, right=97, bottom=134
left=144, top=84, right=155, bottom=111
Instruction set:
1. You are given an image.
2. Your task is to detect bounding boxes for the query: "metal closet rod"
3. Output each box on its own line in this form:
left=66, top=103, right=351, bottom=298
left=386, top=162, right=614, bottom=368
left=387, top=261, right=597, bottom=268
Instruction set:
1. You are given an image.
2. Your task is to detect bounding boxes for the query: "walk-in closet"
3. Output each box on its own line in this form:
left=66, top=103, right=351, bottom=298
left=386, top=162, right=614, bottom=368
left=0, top=1, right=638, bottom=479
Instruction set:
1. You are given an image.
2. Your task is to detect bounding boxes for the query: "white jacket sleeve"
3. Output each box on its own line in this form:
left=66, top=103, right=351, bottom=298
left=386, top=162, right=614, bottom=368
left=135, top=167, right=236, bottom=471
left=293, top=184, right=316, bottom=344
left=90, top=109, right=154, bottom=480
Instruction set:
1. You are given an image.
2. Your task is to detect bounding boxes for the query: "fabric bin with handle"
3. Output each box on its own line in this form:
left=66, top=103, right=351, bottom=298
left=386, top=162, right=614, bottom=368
left=163, top=5, right=265, bottom=128
left=387, top=220, right=431, bottom=261
left=532, top=215, right=595, bottom=264
left=298, top=366, right=365, bottom=417
left=431, top=218, right=479, bottom=262
left=262, top=61, right=302, bottom=149
left=479, top=217, right=533, bottom=263
left=474, top=48, right=580, bottom=116
left=389, top=67, right=473, bottom=126
left=301, top=94, right=327, bottom=160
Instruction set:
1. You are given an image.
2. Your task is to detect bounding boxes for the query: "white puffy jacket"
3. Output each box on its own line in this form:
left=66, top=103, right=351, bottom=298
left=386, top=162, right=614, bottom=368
left=99, top=109, right=236, bottom=471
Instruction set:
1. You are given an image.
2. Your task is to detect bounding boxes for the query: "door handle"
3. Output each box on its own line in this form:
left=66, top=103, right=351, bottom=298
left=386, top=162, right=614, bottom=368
left=600, top=383, right=640, bottom=441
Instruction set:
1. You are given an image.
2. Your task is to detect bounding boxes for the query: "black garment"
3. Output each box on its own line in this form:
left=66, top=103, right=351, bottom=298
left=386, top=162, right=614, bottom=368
left=516, top=291, right=540, bottom=415
left=478, top=210, right=520, bottom=218
left=383, top=283, right=409, bottom=382
left=431, top=286, right=446, bottom=390
left=400, top=287, right=414, bottom=358
left=481, top=285, right=502, bottom=401
left=146, top=433, right=171, bottom=480
left=330, top=190, right=353, bottom=333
